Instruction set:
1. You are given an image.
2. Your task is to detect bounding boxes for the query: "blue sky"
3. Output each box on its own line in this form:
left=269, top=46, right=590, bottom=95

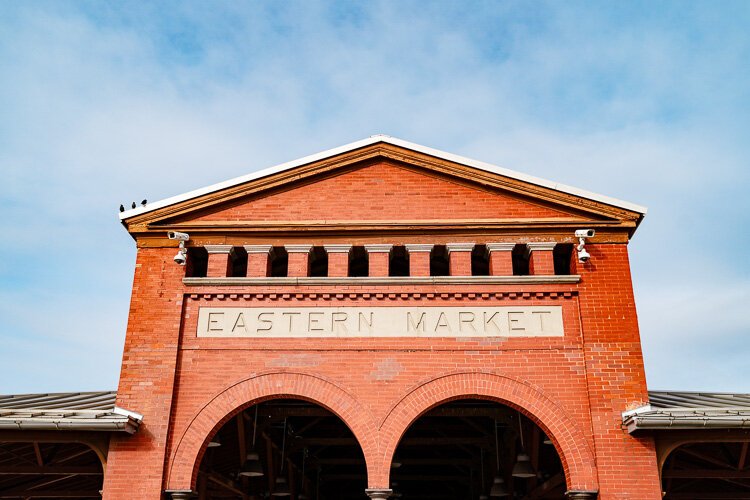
left=1, top=1, right=749, bottom=393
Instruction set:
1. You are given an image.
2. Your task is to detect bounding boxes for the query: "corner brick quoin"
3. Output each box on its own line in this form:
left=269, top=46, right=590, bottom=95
left=167, top=370, right=598, bottom=492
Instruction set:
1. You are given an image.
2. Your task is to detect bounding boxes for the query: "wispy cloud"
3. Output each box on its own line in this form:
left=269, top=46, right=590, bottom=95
left=1, top=1, right=748, bottom=392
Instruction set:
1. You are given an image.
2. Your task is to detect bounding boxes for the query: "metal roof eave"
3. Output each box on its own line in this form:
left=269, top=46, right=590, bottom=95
left=0, top=415, right=141, bottom=434
left=623, top=406, right=750, bottom=433
left=119, top=135, right=648, bottom=223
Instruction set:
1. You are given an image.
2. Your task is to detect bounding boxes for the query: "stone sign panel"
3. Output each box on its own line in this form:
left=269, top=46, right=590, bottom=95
left=196, top=306, right=564, bottom=338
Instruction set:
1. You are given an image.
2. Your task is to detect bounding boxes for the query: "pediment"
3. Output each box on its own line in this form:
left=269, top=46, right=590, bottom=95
left=121, top=138, right=644, bottom=238
left=173, top=160, right=589, bottom=224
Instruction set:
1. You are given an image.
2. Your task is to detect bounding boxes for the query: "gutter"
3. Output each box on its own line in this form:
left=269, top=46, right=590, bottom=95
left=623, top=406, right=750, bottom=433
left=0, top=407, right=143, bottom=435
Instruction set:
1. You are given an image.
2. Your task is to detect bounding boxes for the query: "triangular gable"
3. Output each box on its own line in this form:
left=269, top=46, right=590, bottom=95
left=180, top=159, right=588, bottom=224
left=120, top=136, right=646, bottom=236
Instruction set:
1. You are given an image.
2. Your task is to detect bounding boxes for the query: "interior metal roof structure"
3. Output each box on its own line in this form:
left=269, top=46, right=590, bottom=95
left=0, top=391, right=142, bottom=434
left=624, top=391, right=750, bottom=433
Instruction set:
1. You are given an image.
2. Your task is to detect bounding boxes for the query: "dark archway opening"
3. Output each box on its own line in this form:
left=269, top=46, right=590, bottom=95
left=390, top=399, right=565, bottom=499
left=198, top=399, right=367, bottom=499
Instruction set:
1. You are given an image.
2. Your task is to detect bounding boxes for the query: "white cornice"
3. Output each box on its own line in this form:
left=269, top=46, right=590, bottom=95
left=527, top=242, right=557, bottom=251
left=364, top=244, right=393, bottom=253
left=404, top=244, right=434, bottom=253
left=285, top=244, right=313, bottom=253
left=120, top=135, right=647, bottom=221
left=323, top=244, right=353, bottom=253
left=243, top=244, right=273, bottom=254
left=204, top=244, right=234, bottom=254
left=486, top=243, right=517, bottom=252
left=446, top=242, right=475, bottom=253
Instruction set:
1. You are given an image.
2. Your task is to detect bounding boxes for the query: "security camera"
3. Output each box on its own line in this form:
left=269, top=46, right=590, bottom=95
left=577, top=248, right=590, bottom=263
left=574, top=229, right=595, bottom=238
left=174, top=248, right=187, bottom=266
left=168, top=231, right=190, bottom=241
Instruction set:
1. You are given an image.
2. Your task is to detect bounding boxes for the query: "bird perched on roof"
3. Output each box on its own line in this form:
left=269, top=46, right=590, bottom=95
left=119, top=204, right=125, bottom=212
left=131, top=202, right=136, bottom=209
left=141, top=199, right=147, bottom=206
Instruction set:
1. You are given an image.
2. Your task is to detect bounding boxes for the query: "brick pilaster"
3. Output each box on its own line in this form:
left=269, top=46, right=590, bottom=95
left=324, top=244, right=352, bottom=277
left=446, top=242, right=474, bottom=276
left=486, top=243, right=515, bottom=276
left=285, top=244, right=312, bottom=277
left=243, top=245, right=273, bottom=277
left=405, top=244, right=432, bottom=277
left=364, top=244, right=392, bottom=277
left=205, top=245, right=234, bottom=278
left=528, top=242, right=556, bottom=276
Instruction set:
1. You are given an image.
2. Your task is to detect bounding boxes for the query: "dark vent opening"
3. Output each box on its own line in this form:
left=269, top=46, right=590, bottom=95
left=185, top=247, right=208, bottom=278
left=389, top=246, right=410, bottom=277
left=270, top=247, right=288, bottom=277
left=471, top=244, right=490, bottom=276
left=349, top=246, right=369, bottom=277
left=229, top=247, right=247, bottom=277
left=309, top=246, right=329, bottom=277
left=553, top=243, right=574, bottom=275
left=430, top=245, right=449, bottom=276
left=512, top=244, right=530, bottom=276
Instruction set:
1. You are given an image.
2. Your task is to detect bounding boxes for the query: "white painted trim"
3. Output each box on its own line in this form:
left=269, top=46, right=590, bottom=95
left=285, top=244, right=313, bottom=253
left=446, top=242, right=475, bottom=253
left=527, top=242, right=557, bottom=251
left=405, top=244, right=434, bottom=253
left=113, top=406, right=144, bottom=422
left=204, top=244, right=234, bottom=254
left=120, top=136, right=647, bottom=221
left=621, top=404, right=652, bottom=418
left=244, top=245, right=273, bottom=254
left=323, top=244, right=353, bottom=253
left=364, top=244, right=393, bottom=253
left=183, top=275, right=581, bottom=286
left=486, top=243, right=517, bottom=252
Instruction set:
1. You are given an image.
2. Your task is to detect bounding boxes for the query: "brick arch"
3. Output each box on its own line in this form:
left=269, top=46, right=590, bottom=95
left=374, top=371, right=598, bottom=491
left=166, top=371, right=379, bottom=490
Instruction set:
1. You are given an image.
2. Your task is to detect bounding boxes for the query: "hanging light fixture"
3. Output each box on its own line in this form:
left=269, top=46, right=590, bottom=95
left=239, top=451, right=264, bottom=477
left=272, top=477, right=291, bottom=497
left=207, top=433, right=221, bottom=448
left=240, top=406, right=264, bottom=477
left=489, top=476, right=509, bottom=497
left=489, top=420, right=509, bottom=497
left=512, top=453, right=535, bottom=478
left=271, top=417, right=291, bottom=497
left=512, top=412, right=536, bottom=479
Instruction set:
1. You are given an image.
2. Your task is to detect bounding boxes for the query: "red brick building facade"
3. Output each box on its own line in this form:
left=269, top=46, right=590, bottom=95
left=104, top=136, right=662, bottom=499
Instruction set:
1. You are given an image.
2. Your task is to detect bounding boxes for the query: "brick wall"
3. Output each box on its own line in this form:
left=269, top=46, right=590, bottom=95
left=104, top=162, right=658, bottom=499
